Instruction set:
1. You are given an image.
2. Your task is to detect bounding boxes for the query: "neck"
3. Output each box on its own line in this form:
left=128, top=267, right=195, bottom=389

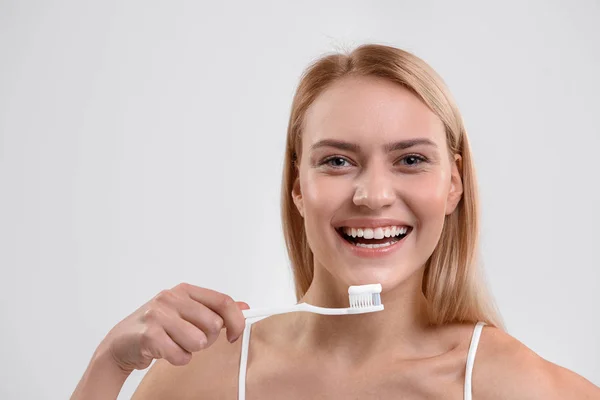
left=294, top=266, right=434, bottom=364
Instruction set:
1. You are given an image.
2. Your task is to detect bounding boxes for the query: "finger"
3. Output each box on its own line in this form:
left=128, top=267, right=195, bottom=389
left=162, top=311, right=209, bottom=354
left=141, top=325, right=192, bottom=366
left=176, top=298, right=225, bottom=347
left=236, top=301, right=250, bottom=310
left=174, top=284, right=247, bottom=342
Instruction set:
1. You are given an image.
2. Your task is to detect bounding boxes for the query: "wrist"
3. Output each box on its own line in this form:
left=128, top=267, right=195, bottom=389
left=71, top=344, right=131, bottom=400
left=91, top=344, right=133, bottom=379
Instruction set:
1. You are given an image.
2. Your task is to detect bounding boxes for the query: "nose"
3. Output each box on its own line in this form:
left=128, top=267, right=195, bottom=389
left=352, top=165, right=395, bottom=210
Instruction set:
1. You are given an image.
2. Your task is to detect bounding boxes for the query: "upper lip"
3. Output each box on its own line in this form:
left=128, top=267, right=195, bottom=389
left=333, top=218, right=413, bottom=229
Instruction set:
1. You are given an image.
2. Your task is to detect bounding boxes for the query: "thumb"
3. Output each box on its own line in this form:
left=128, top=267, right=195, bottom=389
left=236, top=301, right=250, bottom=311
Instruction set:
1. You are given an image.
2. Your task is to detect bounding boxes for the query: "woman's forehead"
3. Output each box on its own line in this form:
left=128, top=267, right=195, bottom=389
left=302, top=76, right=446, bottom=149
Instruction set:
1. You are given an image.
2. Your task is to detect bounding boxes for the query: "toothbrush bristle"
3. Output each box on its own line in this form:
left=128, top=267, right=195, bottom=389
left=348, top=284, right=383, bottom=308
left=373, top=292, right=381, bottom=306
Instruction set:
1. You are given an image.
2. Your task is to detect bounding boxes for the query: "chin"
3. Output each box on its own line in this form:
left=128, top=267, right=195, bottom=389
left=334, top=262, right=419, bottom=293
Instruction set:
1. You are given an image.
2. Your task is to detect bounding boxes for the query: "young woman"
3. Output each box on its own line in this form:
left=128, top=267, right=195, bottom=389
left=71, top=44, right=600, bottom=399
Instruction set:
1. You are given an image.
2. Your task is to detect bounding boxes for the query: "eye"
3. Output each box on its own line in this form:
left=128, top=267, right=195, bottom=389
left=397, top=154, right=427, bottom=167
left=322, top=156, right=352, bottom=168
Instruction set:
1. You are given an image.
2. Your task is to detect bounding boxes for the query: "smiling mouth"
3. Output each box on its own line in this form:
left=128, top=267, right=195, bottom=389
left=336, top=226, right=412, bottom=249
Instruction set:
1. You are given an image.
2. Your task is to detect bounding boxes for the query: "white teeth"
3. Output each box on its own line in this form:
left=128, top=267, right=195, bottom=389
left=355, top=241, right=395, bottom=248
left=342, top=225, right=410, bottom=238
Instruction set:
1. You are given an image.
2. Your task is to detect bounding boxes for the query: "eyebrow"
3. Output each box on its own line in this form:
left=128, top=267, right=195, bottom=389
left=310, top=138, right=438, bottom=153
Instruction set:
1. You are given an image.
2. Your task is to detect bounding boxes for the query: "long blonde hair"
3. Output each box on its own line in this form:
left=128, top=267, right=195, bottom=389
left=281, top=44, right=504, bottom=329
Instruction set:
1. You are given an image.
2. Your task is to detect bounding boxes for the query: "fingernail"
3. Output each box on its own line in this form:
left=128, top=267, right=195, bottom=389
left=199, top=337, right=207, bottom=349
left=229, top=334, right=240, bottom=343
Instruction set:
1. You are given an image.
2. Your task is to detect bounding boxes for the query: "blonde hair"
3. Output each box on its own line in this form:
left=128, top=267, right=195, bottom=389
left=281, top=44, right=504, bottom=329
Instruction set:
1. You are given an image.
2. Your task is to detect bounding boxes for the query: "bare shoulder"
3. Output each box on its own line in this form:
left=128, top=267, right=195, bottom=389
left=473, top=326, right=600, bottom=400
left=131, top=329, right=241, bottom=399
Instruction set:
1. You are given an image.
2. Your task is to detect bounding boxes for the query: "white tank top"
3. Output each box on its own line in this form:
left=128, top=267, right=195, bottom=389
left=238, top=320, right=487, bottom=400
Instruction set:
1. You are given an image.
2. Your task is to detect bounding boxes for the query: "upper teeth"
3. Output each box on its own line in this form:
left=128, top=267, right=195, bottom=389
left=342, top=226, right=409, bottom=239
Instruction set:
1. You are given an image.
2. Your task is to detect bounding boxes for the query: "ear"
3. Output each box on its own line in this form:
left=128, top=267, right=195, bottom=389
left=291, top=175, right=304, bottom=218
left=445, top=154, right=464, bottom=215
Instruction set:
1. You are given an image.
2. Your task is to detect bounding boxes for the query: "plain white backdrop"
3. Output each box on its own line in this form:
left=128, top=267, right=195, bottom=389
left=1, top=1, right=599, bottom=398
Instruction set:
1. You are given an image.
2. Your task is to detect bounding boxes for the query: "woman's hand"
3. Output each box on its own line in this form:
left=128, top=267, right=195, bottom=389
left=98, top=283, right=249, bottom=373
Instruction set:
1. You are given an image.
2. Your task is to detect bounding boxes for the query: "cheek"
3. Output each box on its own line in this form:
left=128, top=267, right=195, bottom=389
left=299, top=172, right=349, bottom=255
left=300, top=172, right=349, bottom=217
left=403, top=170, right=451, bottom=233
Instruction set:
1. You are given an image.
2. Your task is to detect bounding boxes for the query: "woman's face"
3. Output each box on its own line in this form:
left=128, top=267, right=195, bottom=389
left=292, top=76, right=463, bottom=291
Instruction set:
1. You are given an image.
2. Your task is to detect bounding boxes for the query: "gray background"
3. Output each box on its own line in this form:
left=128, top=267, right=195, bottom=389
left=1, top=0, right=598, bottom=398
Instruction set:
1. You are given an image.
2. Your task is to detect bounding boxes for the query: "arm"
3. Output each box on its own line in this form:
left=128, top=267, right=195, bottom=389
left=474, top=327, right=600, bottom=399
left=70, top=345, right=131, bottom=400
left=69, top=283, right=249, bottom=400
left=546, top=362, right=600, bottom=399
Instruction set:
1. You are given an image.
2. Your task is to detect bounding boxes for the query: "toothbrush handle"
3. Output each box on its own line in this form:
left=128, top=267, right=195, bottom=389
left=242, top=303, right=308, bottom=319
left=242, top=303, right=358, bottom=319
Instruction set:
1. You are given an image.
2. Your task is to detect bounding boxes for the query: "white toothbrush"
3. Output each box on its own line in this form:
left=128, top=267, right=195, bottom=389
left=241, top=283, right=383, bottom=319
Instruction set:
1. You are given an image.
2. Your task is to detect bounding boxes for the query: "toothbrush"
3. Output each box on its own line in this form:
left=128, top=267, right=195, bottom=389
left=241, top=283, right=383, bottom=319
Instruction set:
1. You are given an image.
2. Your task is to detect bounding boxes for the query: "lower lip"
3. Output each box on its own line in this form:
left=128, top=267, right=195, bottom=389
left=336, top=230, right=409, bottom=258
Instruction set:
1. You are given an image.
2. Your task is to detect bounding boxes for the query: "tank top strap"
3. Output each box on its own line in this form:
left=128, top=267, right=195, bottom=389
left=238, top=320, right=253, bottom=400
left=464, top=321, right=487, bottom=400
left=239, top=319, right=488, bottom=399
